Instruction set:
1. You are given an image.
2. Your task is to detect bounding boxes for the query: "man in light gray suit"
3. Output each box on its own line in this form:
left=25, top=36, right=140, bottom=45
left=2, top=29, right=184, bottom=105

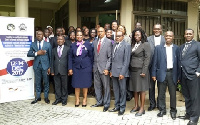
left=91, top=27, right=112, bottom=112
left=109, top=30, right=131, bottom=116
left=147, top=24, right=165, bottom=111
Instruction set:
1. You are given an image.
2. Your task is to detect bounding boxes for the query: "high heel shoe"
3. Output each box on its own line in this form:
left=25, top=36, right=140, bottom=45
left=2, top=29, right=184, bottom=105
left=75, top=104, right=79, bottom=107
left=135, top=110, right=145, bottom=117
left=82, top=105, right=87, bottom=107
left=75, top=100, right=80, bottom=107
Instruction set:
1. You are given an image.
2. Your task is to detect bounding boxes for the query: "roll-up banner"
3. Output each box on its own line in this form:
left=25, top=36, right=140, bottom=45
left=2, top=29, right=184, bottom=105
left=0, top=16, right=35, bottom=103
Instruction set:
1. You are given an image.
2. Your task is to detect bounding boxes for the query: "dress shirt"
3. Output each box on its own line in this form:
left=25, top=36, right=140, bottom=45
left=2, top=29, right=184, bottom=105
left=35, top=40, right=44, bottom=56
left=43, top=37, right=50, bottom=42
left=114, top=40, right=122, bottom=54
left=49, top=34, right=54, bottom=38
left=97, top=36, right=106, bottom=48
left=154, top=35, right=161, bottom=46
left=164, top=44, right=173, bottom=69
left=112, top=31, right=116, bottom=40
left=132, top=41, right=141, bottom=52
left=57, top=45, right=64, bottom=57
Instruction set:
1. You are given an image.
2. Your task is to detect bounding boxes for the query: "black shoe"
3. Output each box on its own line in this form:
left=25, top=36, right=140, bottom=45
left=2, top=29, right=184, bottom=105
left=44, top=98, right=50, bottom=104
left=103, top=107, right=109, bottom=112
left=52, top=99, right=62, bottom=105
left=130, top=107, right=140, bottom=113
left=178, top=114, right=190, bottom=120
left=82, top=105, right=87, bottom=107
left=31, top=98, right=41, bottom=104
left=118, top=110, right=125, bottom=116
left=75, top=104, right=79, bottom=107
left=62, top=101, right=67, bottom=106
left=135, top=110, right=145, bottom=117
left=148, top=106, right=156, bottom=111
left=157, top=111, right=166, bottom=117
left=108, top=107, right=120, bottom=112
left=170, top=112, right=176, bottom=120
left=187, top=120, right=197, bottom=125
left=90, top=104, right=103, bottom=107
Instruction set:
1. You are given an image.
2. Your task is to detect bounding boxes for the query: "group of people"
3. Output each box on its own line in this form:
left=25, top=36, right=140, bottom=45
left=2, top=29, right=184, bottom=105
left=27, top=21, right=200, bottom=125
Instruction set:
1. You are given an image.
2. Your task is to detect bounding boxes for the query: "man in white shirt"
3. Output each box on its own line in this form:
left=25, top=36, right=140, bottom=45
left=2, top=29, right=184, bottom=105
left=151, top=31, right=179, bottom=120
left=147, top=24, right=165, bottom=111
left=27, top=30, right=52, bottom=104
left=111, top=20, right=118, bottom=40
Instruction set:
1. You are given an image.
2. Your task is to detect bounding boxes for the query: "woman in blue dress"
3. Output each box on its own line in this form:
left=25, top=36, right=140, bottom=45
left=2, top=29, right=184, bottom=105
left=68, top=31, right=93, bottom=107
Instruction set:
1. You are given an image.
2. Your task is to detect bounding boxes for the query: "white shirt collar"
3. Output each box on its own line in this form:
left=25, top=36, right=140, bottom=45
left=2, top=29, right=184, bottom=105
left=164, top=44, right=173, bottom=47
left=99, top=36, right=106, bottom=42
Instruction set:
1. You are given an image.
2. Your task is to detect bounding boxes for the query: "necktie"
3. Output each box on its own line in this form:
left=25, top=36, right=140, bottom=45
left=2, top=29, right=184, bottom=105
left=182, top=42, right=191, bottom=57
left=38, top=41, right=41, bottom=50
left=97, top=40, right=101, bottom=53
left=58, top=46, right=62, bottom=58
left=45, top=37, right=47, bottom=42
left=114, top=43, right=119, bottom=54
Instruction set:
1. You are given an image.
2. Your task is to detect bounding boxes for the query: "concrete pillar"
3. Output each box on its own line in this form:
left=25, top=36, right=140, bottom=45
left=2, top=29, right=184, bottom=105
left=69, top=0, right=77, bottom=28
left=187, top=0, right=199, bottom=40
left=15, top=0, right=28, bottom=17
left=120, top=0, right=133, bottom=35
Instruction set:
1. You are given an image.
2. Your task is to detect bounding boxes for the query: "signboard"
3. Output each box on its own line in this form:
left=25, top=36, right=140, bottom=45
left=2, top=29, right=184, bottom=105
left=0, top=16, right=35, bottom=103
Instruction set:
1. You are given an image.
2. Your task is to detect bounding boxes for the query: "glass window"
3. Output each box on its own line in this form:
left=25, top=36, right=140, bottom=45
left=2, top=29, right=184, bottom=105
left=78, top=0, right=120, bottom=12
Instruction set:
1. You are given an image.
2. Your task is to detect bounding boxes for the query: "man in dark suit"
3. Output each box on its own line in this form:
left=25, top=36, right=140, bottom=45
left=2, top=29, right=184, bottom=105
left=51, top=36, right=69, bottom=106
left=109, top=30, right=131, bottom=115
left=27, top=30, right=51, bottom=104
left=91, top=27, right=112, bottom=112
left=151, top=31, right=179, bottom=120
left=147, top=24, right=165, bottom=111
left=178, top=29, right=200, bottom=125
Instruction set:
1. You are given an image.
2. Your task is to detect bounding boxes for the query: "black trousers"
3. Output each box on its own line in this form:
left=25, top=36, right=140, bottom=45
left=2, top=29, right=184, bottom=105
left=158, top=70, right=176, bottom=113
left=54, top=74, right=68, bottom=102
left=181, top=72, right=200, bottom=123
left=149, top=74, right=159, bottom=108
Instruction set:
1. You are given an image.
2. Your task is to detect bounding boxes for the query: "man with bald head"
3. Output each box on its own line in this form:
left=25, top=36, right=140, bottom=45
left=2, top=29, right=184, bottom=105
left=151, top=31, right=179, bottom=120
left=91, top=27, right=112, bottom=112
left=51, top=36, right=69, bottom=106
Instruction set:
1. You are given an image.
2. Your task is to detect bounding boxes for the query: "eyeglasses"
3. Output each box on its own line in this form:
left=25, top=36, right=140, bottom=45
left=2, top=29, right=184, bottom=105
left=116, top=35, right=122, bottom=38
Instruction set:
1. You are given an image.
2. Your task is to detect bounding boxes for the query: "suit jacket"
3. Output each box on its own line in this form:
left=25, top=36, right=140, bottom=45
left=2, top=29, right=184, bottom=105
left=51, top=36, right=70, bottom=49
left=27, top=40, right=52, bottom=70
left=147, top=35, right=165, bottom=65
left=151, top=44, right=179, bottom=84
left=68, top=41, right=93, bottom=70
left=179, top=40, right=200, bottom=80
left=130, top=42, right=151, bottom=74
left=111, top=40, right=131, bottom=77
left=93, top=36, right=112, bottom=74
left=51, top=45, right=70, bottom=75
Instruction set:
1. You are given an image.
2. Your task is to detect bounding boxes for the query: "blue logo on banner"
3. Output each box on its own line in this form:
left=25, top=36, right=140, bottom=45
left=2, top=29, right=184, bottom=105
left=7, top=58, right=28, bottom=76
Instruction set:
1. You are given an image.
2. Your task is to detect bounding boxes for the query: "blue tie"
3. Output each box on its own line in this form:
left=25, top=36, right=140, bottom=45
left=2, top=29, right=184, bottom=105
left=39, top=41, right=41, bottom=50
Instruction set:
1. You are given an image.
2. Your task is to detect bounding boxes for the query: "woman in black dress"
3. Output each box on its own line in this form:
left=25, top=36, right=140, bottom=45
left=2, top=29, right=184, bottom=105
left=129, top=28, right=151, bottom=116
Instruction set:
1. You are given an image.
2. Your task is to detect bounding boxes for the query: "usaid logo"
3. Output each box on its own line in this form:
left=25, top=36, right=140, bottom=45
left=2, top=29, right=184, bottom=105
left=7, top=58, right=28, bottom=76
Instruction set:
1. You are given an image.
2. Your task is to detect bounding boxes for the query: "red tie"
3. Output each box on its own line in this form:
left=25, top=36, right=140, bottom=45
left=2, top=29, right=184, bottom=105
left=45, top=37, right=47, bottom=42
left=97, top=40, right=101, bottom=53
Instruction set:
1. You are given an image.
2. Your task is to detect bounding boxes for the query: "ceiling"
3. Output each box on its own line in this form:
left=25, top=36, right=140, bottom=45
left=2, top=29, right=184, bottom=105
left=29, top=0, right=62, bottom=3
left=0, top=0, right=65, bottom=12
